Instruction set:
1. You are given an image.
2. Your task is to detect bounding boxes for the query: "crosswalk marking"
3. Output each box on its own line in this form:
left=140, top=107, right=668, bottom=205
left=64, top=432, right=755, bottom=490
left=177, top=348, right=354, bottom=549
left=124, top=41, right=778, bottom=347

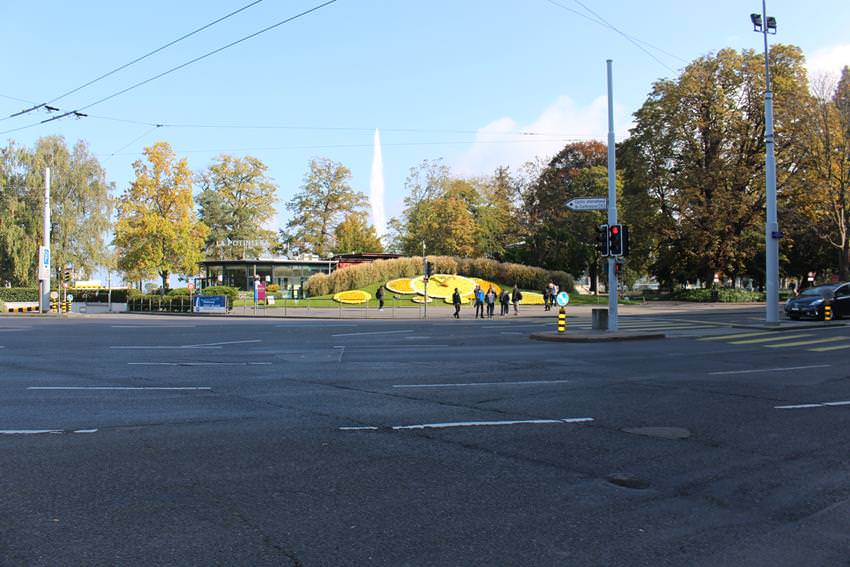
left=765, top=336, right=850, bottom=348
left=809, top=343, right=850, bottom=352
left=699, top=331, right=773, bottom=341
left=729, top=333, right=812, bottom=345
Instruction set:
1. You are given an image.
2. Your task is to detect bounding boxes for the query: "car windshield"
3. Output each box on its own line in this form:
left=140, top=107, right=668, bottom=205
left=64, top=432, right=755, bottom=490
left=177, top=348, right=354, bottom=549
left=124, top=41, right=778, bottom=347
left=799, top=286, right=835, bottom=298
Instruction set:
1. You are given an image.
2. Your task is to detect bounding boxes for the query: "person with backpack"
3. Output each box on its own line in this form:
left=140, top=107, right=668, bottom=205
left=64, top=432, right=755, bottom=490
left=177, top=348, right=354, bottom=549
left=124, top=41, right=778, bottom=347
left=499, top=288, right=510, bottom=316
left=452, top=288, right=462, bottom=319
left=511, top=284, right=522, bottom=315
left=473, top=285, right=485, bottom=319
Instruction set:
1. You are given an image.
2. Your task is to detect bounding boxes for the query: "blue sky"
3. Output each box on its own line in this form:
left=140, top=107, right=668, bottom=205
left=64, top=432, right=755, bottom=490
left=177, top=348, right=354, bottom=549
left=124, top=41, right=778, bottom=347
left=3, top=0, right=850, bottom=238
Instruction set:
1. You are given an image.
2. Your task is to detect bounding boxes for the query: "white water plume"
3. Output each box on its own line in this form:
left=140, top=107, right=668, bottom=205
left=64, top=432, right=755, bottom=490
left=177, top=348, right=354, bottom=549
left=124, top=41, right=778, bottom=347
left=369, top=128, right=386, bottom=238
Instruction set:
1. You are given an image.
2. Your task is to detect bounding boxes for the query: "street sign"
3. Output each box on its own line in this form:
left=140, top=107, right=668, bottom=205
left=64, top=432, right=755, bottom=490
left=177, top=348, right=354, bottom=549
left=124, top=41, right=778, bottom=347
left=566, top=197, right=607, bottom=211
left=66, top=294, right=74, bottom=302
left=50, top=291, right=58, bottom=300
left=187, top=283, right=195, bottom=292
left=556, top=291, right=570, bottom=306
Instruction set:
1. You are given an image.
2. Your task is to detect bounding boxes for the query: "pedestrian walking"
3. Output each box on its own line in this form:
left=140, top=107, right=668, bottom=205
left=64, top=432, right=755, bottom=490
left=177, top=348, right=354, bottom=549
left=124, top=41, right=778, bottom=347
left=486, top=287, right=496, bottom=318
left=543, top=284, right=551, bottom=311
left=499, top=289, right=510, bottom=315
left=474, top=285, right=485, bottom=319
left=452, top=288, right=462, bottom=319
left=511, top=284, right=522, bottom=315
left=376, top=286, right=385, bottom=311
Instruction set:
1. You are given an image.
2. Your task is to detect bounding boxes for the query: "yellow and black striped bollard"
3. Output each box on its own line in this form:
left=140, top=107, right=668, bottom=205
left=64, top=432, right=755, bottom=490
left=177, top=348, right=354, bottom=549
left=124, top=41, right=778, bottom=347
left=557, top=307, right=567, bottom=333
left=824, top=304, right=832, bottom=321
left=50, top=297, right=58, bottom=313
left=63, top=298, right=71, bottom=314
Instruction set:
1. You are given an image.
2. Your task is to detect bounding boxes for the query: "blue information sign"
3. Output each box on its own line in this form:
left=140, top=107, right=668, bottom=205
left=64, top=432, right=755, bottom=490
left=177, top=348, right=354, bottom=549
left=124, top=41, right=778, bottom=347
left=193, top=295, right=227, bottom=313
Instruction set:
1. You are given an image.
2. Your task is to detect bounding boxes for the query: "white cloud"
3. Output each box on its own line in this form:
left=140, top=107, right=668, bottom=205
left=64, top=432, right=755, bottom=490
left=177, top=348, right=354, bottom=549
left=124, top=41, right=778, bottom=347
left=453, top=95, right=633, bottom=176
left=806, top=43, right=850, bottom=81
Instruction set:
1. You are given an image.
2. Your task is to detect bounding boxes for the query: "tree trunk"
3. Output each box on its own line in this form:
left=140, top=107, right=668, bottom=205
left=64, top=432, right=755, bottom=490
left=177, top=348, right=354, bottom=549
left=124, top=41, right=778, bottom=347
left=160, top=270, right=169, bottom=297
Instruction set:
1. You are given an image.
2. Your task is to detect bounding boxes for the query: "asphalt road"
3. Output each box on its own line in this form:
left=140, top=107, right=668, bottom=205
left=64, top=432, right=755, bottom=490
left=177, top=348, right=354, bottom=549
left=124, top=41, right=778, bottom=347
left=1, top=310, right=850, bottom=566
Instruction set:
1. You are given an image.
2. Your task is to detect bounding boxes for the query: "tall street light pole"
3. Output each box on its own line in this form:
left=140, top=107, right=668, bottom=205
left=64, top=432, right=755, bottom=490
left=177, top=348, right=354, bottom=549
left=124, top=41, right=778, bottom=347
left=751, top=2, right=779, bottom=323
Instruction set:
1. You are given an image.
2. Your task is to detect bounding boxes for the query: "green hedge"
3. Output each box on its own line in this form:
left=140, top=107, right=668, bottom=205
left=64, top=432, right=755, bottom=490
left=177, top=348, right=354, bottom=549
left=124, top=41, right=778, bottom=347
left=670, top=288, right=763, bottom=303
left=0, top=288, right=39, bottom=302
left=304, top=256, right=575, bottom=297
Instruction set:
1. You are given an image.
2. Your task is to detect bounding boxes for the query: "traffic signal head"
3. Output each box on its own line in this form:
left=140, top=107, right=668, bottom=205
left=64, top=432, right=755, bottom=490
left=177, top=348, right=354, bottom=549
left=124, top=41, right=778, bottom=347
left=596, top=224, right=609, bottom=257
left=609, top=224, right=623, bottom=256
left=424, top=260, right=433, bottom=277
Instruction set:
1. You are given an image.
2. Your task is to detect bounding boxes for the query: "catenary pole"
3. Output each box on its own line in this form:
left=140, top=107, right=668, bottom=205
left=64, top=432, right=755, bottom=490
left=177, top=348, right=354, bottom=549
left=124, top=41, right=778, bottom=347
left=761, top=0, right=779, bottom=323
left=606, top=60, right=618, bottom=331
left=40, top=168, right=51, bottom=313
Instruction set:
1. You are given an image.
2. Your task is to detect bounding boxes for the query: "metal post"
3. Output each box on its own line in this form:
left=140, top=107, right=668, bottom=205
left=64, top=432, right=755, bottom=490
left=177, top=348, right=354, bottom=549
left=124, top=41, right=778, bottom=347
left=40, top=168, right=51, bottom=313
left=606, top=60, right=619, bottom=332
left=761, top=0, right=779, bottom=323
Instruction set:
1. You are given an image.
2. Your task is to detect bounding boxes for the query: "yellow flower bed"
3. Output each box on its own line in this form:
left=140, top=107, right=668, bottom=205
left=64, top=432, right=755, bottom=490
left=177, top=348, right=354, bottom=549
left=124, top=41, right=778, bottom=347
left=519, top=291, right=545, bottom=305
left=411, top=295, right=433, bottom=303
left=410, top=274, right=476, bottom=299
left=333, top=290, right=371, bottom=304
left=385, top=278, right=415, bottom=294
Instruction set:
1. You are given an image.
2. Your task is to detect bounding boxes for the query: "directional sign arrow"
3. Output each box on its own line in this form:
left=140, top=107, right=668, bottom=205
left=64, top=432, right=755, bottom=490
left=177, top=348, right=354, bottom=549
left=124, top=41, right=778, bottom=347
left=566, top=197, right=607, bottom=211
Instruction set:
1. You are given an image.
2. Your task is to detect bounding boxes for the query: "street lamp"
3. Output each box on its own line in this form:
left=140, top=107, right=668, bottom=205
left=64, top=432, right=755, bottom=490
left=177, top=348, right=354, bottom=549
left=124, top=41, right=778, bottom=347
left=751, top=1, right=779, bottom=323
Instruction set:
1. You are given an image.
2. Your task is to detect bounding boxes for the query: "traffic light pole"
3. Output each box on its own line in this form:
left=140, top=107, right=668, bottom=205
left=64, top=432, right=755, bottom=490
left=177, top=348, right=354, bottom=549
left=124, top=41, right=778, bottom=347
left=606, top=60, right=618, bottom=332
left=39, top=168, right=51, bottom=313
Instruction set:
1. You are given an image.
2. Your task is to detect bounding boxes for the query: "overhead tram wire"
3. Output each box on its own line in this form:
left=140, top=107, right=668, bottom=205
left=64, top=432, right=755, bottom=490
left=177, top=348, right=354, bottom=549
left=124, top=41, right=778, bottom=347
left=41, top=0, right=338, bottom=126
left=543, top=0, right=683, bottom=71
left=4, top=0, right=266, bottom=122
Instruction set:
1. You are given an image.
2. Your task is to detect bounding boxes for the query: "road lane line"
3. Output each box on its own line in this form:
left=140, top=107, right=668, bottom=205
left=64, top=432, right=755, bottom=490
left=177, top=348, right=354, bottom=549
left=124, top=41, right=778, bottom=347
left=393, top=379, right=572, bottom=388
left=0, top=429, right=98, bottom=435
left=764, top=337, right=849, bottom=348
left=809, top=344, right=850, bottom=352
left=334, top=344, right=450, bottom=349
left=709, top=364, right=831, bottom=376
left=127, top=362, right=272, bottom=366
left=331, top=329, right=414, bottom=337
left=729, top=333, right=811, bottom=345
left=339, top=417, right=593, bottom=431
left=111, top=346, right=222, bottom=350
left=776, top=400, right=850, bottom=409
left=111, top=325, right=198, bottom=328
left=181, top=339, right=262, bottom=347
left=27, top=387, right=212, bottom=391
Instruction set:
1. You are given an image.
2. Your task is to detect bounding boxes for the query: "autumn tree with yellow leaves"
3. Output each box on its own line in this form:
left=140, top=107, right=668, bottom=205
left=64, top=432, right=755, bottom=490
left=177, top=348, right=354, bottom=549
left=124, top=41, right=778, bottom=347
left=113, top=141, right=208, bottom=292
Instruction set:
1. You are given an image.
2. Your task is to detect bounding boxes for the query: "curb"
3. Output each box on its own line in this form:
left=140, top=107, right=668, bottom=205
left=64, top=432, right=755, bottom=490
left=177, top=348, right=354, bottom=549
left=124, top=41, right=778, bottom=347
left=529, top=331, right=666, bottom=342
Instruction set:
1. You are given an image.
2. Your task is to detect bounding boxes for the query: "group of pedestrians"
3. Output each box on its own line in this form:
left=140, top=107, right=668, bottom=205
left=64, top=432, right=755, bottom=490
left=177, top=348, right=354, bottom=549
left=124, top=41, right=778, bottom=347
left=452, top=284, right=522, bottom=319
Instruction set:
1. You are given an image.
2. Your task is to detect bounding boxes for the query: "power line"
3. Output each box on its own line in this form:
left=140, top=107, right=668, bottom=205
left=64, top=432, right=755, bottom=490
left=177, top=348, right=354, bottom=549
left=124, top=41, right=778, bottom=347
left=544, top=0, right=683, bottom=72
left=87, top=113, right=564, bottom=137
left=5, top=0, right=265, bottom=121
left=43, top=0, right=338, bottom=124
left=0, top=93, right=36, bottom=104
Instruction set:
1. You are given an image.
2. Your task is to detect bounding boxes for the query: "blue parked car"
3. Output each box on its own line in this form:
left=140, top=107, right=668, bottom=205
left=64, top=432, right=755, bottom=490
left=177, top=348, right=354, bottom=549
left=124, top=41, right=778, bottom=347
left=784, top=283, right=850, bottom=320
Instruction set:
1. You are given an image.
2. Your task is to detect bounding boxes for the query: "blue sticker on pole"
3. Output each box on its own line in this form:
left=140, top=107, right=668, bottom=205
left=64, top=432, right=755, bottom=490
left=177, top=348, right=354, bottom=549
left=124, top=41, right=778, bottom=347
left=556, top=291, right=570, bottom=307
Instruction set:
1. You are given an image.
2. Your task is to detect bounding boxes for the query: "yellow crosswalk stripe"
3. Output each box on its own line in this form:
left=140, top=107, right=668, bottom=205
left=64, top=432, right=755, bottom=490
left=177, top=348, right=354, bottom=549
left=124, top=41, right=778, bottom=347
left=729, top=333, right=812, bottom=345
left=765, top=336, right=849, bottom=348
left=699, top=331, right=775, bottom=341
left=809, top=343, right=850, bottom=352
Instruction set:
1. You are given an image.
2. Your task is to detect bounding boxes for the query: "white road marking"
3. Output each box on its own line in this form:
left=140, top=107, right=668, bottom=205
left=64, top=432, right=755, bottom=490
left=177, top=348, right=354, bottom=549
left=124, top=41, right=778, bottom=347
left=393, top=379, right=572, bottom=388
left=335, top=344, right=450, bottom=349
left=776, top=400, right=850, bottom=410
left=27, top=387, right=212, bottom=391
left=127, top=362, right=271, bottom=366
left=111, top=346, right=222, bottom=350
left=339, top=417, right=593, bottom=431
left=182, top=339, right=262, bottom=347
left=111, top=325, right=198, bottom=328
left=404, top=336, right=432, bottom=340
left=709, top=364, right=831, bottom=376
left=332, top=329, right=414, bottom=337
left=275, top=324, right=356, bottom=328
left=0, top=429, right=98, bottom=435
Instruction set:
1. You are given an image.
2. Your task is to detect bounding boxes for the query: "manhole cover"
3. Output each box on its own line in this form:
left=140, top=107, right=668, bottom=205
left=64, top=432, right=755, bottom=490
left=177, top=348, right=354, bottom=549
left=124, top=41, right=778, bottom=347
left=622, top=426, right=691, bottom=440
left=606, top=473, right=649, bottom=490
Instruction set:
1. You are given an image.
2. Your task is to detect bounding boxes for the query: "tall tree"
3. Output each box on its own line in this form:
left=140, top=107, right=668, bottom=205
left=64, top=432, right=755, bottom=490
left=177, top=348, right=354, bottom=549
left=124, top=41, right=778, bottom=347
left=197, top=154, right=277, bottom=259
left=0, top=142, right=34, bottom=286
left=333, top=211, right=384, bottom=254
left=473, top=166, right=519, bottom=259
left=283, top=158, right=367, bottom=257
left=622, top=45, right=811, bottom=287
left=23, top=136, right=113, bottom=282
left=113, top=141, right=208, bottom=292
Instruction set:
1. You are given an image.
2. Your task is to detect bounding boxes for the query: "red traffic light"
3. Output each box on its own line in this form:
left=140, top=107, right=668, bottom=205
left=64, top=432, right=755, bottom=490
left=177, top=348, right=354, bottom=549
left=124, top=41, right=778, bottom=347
left=610, top=226, right=619, bottom=235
